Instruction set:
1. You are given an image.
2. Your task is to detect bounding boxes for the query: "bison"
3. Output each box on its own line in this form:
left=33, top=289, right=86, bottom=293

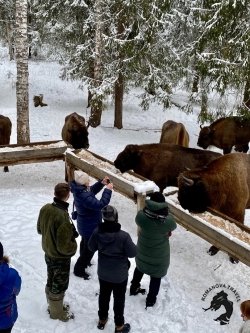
left=197, top=116, right=250, bottom=154
left=114, top=143, right=221, bottom=192
left=178, top=153, right=250, bottom=262
left=61, top=112, right=89, bottom=149
left=0, top=115, right=12, bottom=172
left=160, top=120, right=189, bottom=147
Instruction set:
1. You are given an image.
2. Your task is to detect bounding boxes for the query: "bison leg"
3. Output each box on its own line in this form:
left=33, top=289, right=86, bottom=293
left=3, top=166, right=9, bottom=172
left=229, top=256, right=239, bottom=264
left=207, top=245, right=219, bottom=256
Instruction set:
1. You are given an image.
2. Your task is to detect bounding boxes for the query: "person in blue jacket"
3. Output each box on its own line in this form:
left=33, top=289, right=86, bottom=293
left=0, top=242, right=22, bottom=333
left=68, top=167, right=113, bottom=280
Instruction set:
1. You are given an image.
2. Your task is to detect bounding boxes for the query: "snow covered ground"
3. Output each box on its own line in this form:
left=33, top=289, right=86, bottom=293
left=0, top=45, right=249, bottom=333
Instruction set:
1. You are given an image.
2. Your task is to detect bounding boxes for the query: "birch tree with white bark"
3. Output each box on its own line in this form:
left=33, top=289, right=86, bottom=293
left=15, top=0, right=30, bottom=143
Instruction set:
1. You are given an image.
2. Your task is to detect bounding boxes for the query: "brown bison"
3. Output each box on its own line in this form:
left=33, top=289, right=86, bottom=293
left=160, top=120, right=189, bottom=147
left=61, top=112, right=89, bottom=149
left=0, top=115, right=12, bottom=172
left=178, top=153, right=250, bottom=261
left=197, top=116, right=250, bottom=154
left=113, top=143, right=221, bottom=192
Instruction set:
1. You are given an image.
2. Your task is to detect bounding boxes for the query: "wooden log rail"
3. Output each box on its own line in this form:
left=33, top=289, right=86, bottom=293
left=0, top=140, right=68, bottom=166
left=66, top=148, right=250, bottom=267
left=165, top=196, right=250, bottom=267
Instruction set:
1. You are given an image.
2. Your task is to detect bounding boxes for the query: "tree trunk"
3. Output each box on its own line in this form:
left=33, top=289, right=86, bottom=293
left=89, top=0, right=103, bottom=128
left=114, top=13, right=125, bottom=129
left=243, top=78, right=250, bottom=110
left=15, top=0, right=30, bottom=144
left=114, top=72, right=124, bottom=129
left=192, top=74, right=199, bottom=93
left=6, top=21, right=15, bottom=61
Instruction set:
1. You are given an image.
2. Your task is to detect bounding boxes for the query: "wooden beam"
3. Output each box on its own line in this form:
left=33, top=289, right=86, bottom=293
left=65, top=149, right=151, bottom=201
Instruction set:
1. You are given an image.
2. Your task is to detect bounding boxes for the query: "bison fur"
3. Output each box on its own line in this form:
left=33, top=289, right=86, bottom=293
left=197, top=116, right=250, bottom=154
left=178, top=153, right=250, bottom=223
left=61, top=112, right=89, bottom=149
left=114, top=143, right=221, bottom=192
left=160, top=120, right=189, bottom=147
left=0, top=115, right=12, bottom=172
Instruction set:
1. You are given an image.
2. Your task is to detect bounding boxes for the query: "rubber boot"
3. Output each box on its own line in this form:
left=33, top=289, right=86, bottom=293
left=48, top=292, right=74, bottom=322
left=45, top=286, right=70, bottom=314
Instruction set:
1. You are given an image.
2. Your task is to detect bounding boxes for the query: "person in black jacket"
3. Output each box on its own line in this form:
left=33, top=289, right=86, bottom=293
left=88, top=205, right=136, bottom=333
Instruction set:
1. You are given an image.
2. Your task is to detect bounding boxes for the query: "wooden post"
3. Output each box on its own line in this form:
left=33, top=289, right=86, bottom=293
left=136, top=193, right=146, bottom=211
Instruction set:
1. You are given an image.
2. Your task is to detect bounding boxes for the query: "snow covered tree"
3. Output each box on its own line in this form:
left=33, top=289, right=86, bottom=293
left=16, top=0, right=30, bottom=143
left=177, top=0, right=250, bottom=121
left=0, top=0, right=15, bottom=60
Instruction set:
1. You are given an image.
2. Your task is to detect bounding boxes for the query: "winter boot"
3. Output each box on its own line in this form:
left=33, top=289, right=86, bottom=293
left=114, top=323, right=131, bottom=333
left=97, top=318, right=108, bottom=330
left=48, top=292, right=74, bottom=322
left=145, top=295, right=157, bottom=309
left=130, top=285, right=146, bottom=296
left=45, top=286, right=70, bottom=313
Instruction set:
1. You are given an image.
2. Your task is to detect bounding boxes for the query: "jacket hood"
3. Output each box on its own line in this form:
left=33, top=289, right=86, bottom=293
left=144, top=199, right=168, bottom=223
left=97, top=222, right=121, bottom=245
left=145, top=199, right=168, bottom=212
left=70, top=180, right=87, bottom=193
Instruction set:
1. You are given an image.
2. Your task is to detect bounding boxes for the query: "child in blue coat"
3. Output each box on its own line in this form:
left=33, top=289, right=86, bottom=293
left=0, top=242, right=22, bottom=333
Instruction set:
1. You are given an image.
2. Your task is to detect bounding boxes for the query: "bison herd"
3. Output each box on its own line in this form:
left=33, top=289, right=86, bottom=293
left=113, top=117, right=250, bottom=263
left=1, top=113, right=250, bottom=262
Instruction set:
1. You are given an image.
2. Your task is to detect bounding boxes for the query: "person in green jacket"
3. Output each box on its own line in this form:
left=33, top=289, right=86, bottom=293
left=37, top=183, right=78, bottom=322
left=130, top=191, right=177, bottom=309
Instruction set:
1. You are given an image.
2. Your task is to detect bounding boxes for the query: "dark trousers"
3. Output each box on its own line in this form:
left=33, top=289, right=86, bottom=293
left=45, top=254, right=71, bottom=294
left=74, top=236, right=94, bottom=275
left=98, top=278, right=128, bottom=327
left=0, top=326, right=13, bottom=333
left=131, top=267, right=161, bottom=302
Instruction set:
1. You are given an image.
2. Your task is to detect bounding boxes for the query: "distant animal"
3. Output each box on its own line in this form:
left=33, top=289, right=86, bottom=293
left=160, top=120, right=189, bottom=147
left=33, top=94, right=48, bottom=107
left=197, top=116, right=250, bottom=154
left=0, top=115, right=12, bottom=172
left=113, top=143, right=221, bottom=192
left=178, top=153, right=250, bottom=222
left=61, top=112, right=90, bottom=149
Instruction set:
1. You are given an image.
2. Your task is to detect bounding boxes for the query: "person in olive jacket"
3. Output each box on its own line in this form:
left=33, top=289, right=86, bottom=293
left=37, top=183, right=78, bottom=322
left=130, top=191, right=177, bottom=309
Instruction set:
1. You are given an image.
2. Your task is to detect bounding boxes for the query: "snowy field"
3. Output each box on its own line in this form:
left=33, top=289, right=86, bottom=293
left=0, top=45, right=249, bottom=333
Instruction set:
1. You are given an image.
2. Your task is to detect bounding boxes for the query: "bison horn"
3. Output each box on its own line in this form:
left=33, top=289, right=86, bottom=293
left=182, top=175, right=194, bottom=186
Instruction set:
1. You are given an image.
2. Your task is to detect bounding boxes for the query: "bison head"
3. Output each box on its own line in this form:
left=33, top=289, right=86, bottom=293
left=177, top=174, right=211, bottom=213
left=114, top=145, right=140, bottom=173
left=197, top=126, right=213, bottom=149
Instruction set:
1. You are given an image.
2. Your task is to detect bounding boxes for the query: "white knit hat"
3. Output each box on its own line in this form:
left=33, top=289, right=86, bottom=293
left=74, top=170, right=90, bottom=185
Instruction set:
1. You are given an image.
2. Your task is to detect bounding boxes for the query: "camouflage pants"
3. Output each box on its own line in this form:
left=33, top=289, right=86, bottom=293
left=45, top=254, right=71, bottom=295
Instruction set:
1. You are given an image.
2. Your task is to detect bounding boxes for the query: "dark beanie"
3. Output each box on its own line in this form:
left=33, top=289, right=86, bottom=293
left=102, top=205, right=118, bottom=222
left=149, top=192, right=165, bottom=203
left=0, top=242, right=3, bottom=260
